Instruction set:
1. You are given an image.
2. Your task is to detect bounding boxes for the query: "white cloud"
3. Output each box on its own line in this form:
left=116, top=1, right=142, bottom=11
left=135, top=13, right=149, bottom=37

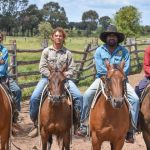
left=29, top=0, right=150, bottom=25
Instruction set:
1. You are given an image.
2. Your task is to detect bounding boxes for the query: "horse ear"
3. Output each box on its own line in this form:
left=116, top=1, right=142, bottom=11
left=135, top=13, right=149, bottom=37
left=48, top=64, right=55, bottom=72
left=105, top=59, right=111, bottom=70
left=120, top=59, right=125, bottom=70
left=61, top=63, right=67, bottom=72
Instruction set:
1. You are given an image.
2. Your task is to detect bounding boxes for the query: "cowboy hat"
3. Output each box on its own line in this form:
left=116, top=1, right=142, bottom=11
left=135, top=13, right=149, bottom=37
left=100, top=25, right=125, bottom=43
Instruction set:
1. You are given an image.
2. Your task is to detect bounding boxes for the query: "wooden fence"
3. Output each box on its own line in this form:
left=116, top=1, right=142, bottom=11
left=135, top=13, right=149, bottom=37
left=6, top=40, right=150, bottom=99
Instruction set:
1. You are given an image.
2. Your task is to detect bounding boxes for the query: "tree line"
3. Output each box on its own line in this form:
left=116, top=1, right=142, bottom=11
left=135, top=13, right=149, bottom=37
left=0, top=0, right=149, bottom=38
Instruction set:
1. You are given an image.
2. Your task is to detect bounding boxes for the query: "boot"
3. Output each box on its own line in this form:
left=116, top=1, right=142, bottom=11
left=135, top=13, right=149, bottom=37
left=73, top=108, right=80, bottom=135
left=28, top=120, right=38, bottom=138
left=13, top=109, right=19, bottom=123
left=125, top=131, right=135, bottom=143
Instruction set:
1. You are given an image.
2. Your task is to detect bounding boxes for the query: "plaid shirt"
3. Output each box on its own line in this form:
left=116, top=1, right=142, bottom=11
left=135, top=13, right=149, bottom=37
left=39, top=45, right=76, bottom=78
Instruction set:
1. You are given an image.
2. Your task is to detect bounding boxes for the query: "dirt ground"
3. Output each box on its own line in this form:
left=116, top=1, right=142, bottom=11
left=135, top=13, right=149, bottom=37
left=11, top=71, right=147, bottom=150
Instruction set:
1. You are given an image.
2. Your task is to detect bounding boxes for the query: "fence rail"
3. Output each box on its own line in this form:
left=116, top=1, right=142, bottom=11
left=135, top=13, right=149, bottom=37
left=6, top=40, right=150, bottom=99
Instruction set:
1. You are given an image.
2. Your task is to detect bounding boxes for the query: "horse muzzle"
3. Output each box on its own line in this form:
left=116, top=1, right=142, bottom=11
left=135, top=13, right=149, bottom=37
left=48, top=94, right=66, bottom=104
left=111, top=97, right=124, bottom=108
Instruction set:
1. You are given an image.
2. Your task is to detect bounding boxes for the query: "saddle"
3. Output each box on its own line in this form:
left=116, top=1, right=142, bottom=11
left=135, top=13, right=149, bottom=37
left=140, top=83, right=150, bottom=102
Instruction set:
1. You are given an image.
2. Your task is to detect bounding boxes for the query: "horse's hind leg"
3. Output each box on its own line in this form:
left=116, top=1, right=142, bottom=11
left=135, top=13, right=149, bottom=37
left=110, top=139, right=124, bottom=150
left=142, top=131, right=150, bottom=150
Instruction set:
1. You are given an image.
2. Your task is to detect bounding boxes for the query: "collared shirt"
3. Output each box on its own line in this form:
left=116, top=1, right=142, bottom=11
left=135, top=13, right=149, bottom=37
left=94, top=44, right=130, bottom=78
left=0, top=44, right=8, bottom=77
left=39, top=45, right=76, bottom=78
left=144, top=45, right=150, bottom=77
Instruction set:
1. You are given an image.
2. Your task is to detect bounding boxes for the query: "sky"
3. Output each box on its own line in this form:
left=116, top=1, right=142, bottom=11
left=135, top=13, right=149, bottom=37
left=29, top=0, right=150, bottom=26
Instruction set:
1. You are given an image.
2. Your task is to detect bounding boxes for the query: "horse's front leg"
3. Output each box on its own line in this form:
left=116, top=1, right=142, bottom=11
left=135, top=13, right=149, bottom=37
left=40, top=127, right=49, bottom=150
left=62, top=131, right=70, bottom=150
left=110, top=139, right=124, bottom=150
left=91, top=131, right=102, bottom=150
left=142, top=130, right=150, bottom=150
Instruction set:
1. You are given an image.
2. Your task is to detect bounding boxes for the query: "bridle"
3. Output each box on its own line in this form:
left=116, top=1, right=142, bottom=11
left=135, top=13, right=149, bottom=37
left=101, top=66, right=127, bottom=108
left=47, top=72, right=68, bottom=104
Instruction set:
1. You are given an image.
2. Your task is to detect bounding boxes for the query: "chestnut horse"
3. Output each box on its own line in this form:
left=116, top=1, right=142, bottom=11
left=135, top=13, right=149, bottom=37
left=140, top=85, right=150, bottom=149
left=0, top=83, right=12, bottom=150
left=39, top=65, right=72, bottom=150
left=90, top=61, right=130, bottom=150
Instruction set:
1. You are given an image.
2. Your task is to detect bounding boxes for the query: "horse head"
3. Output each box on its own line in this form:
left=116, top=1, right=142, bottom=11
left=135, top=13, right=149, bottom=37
left=48, top=64, right=67, bottom=104
left=104, top=60, right=126, bottom=108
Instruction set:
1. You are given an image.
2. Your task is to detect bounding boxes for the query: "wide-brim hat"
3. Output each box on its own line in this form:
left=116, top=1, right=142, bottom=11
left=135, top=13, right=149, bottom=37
left=100, top=25, right=125, bottom=43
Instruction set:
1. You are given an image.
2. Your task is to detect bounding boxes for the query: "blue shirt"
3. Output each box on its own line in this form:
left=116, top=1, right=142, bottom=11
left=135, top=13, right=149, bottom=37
left=0, top=44, right=8, bottom=77
left=94, top=44, right=130, bottom=78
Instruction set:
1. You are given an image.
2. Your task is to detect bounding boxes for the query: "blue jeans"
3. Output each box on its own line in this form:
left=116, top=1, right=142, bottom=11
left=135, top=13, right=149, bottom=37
left=9, top=78, right=22, bottom=111
left=135, top=77, right=150, bottom=98
left=81, top=78, right=139, bottom=128
left=30, top=77, right=83, bottom=122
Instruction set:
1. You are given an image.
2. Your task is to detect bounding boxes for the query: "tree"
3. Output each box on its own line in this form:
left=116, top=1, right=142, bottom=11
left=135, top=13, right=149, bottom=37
left=38, top=22, right=53, bottom=39
left=0, top=0, right=28, bottom=35
left=99, top=16, right=111, bottom=31
left=114, top=5, right=141, bottom=38
left=19, top=4, right=43, bottom=36
left=82, top=10, right=99, bottom=31
left=42, top=2, right=68, bottom=28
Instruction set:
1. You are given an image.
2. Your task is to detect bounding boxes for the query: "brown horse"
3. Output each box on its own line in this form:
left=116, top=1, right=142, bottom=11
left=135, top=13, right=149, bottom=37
left=39, top=65, right=72, bottom=150
left=90, top=61, right=130, bottom=150
left=0, top=83, right=12, bottom=150
left=140, top=85, right=150, bottom=149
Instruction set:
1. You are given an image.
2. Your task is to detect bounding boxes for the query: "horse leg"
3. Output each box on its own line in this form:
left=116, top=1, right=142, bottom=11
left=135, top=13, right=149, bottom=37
left=110, top=139, right=124, bottom=150
left=91, top=131, right=102, bottom=150
left=142, top=130, right=150, bottom=150
left=57, top=136, right=63, bottom=150
left=40, top=127, right=49, bottom=150
left=62, top=131, right=70, bottom=150
left=1, top=128, right=10, bottom=150
left=47, top=135, right=52, bottom=150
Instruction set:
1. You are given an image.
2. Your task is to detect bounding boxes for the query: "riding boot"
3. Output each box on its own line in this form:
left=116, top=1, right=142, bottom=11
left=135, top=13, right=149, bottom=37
left=125, top=131, right=135, bottom=143
left=28, top=120, right=38, bottom=138
left=73, top=108, right=80, bottom=135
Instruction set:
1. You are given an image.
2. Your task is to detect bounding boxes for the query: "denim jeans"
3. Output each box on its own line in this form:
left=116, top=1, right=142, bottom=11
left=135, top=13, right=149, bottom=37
left=135, top=77, right=150, bottom=98
left=29, top=77, right=83, bottom=122
left=81, top=78, right=140, bottom=128
left=9, top=78, right=22, bottom=111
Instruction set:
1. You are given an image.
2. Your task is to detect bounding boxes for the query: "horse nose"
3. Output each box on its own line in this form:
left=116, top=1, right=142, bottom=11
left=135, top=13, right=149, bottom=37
left=113, top=97, right=124, bottom=108
left=53, top=95, right=60, bottom=102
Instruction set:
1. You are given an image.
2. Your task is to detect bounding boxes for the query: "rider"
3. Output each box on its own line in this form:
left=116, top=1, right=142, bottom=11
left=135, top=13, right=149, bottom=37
left=77, top=25, right=140, bottom=143
left=135, top=45, right=150, bottom=98
left=28, top=27, right=83, bottom=138
left=0, top=32, right=22, bottom=123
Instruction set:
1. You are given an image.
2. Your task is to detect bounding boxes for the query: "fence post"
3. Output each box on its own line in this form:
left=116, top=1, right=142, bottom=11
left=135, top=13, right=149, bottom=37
left=10, top=40, right=17, bottom=80
left=76, top=44, right=91, bottom=82
left=134, top=42, right=141, bottom=71
left=41, top=39, right=48, bottom=49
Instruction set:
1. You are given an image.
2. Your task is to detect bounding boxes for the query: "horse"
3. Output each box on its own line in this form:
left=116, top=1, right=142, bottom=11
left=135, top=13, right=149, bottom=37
left=39, top=65, right=72, bottom=150
left=140, top=84, right=150, bottom=149
left=0, top=83, right=12, bottom=150
left=90, top=60, right=130, bottom=150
